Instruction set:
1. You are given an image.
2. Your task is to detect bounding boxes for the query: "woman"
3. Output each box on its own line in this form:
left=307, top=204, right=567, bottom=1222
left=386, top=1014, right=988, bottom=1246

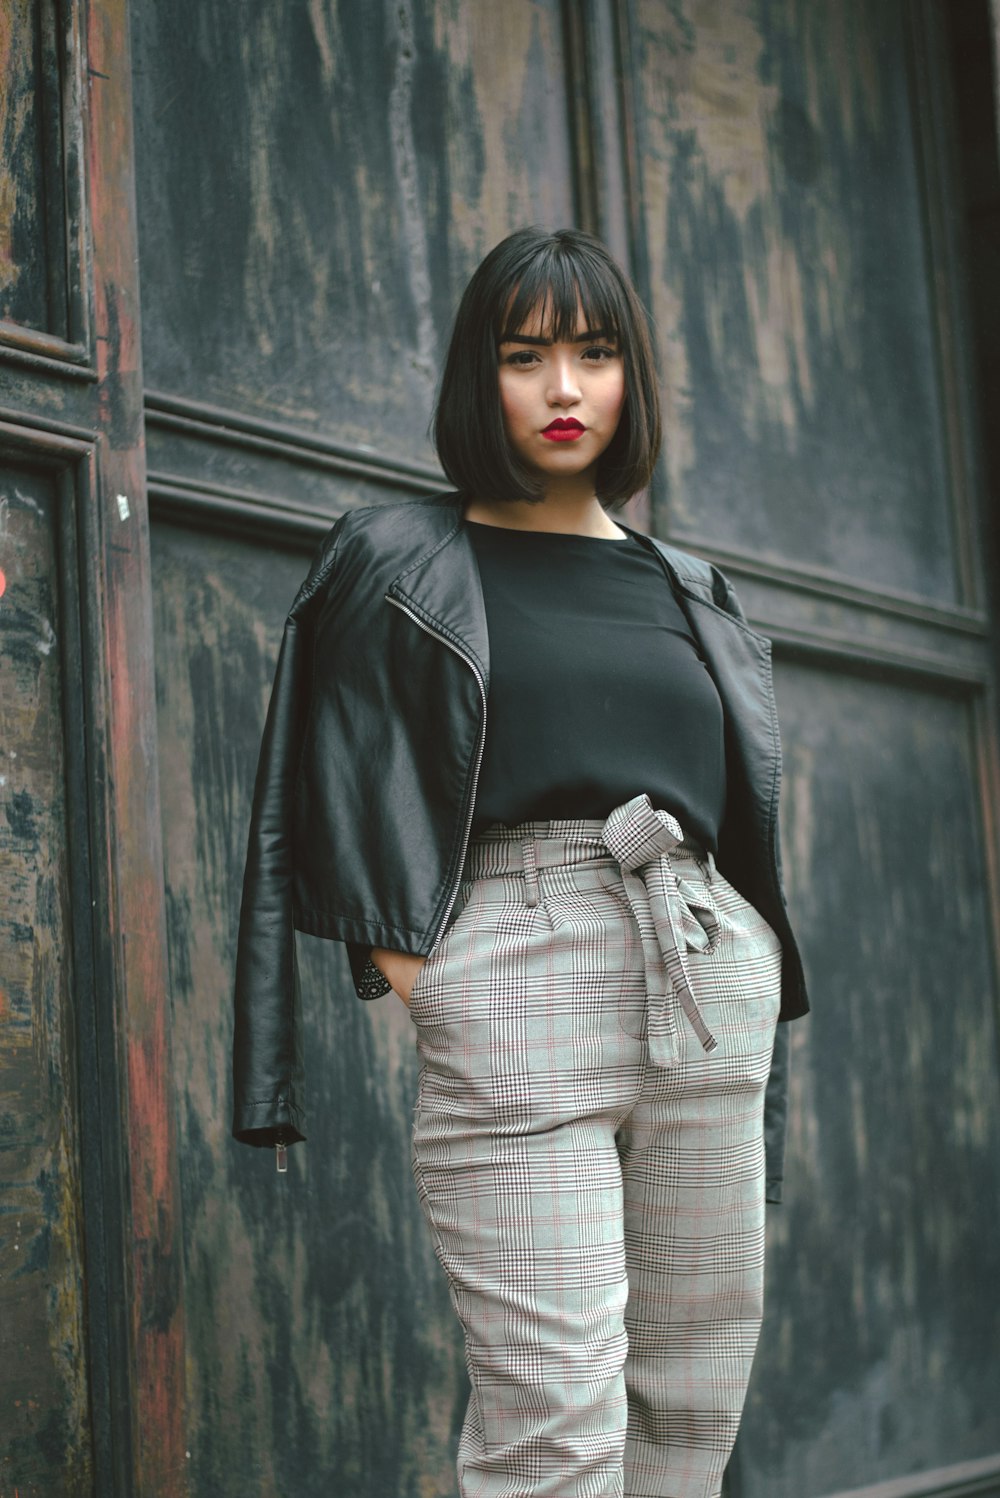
left=232, top=226, right=808, bottom=1498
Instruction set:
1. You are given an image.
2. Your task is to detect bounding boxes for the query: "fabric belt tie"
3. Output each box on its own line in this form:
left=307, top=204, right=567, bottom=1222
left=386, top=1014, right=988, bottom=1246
left=601, top=794, right=721, bottom=1068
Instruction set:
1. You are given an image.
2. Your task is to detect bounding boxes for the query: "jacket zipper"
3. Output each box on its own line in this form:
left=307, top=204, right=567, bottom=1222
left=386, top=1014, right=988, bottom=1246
left=385, top=594, right=487, bottom=947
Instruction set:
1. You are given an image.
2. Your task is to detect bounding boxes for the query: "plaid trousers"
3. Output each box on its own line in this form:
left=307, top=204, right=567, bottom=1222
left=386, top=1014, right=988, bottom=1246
left=409, top=794, right=783, bottom=1498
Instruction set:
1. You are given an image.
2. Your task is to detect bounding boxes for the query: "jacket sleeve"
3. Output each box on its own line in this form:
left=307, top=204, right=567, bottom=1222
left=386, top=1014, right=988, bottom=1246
left=231, top=521, right=343, bottom=1149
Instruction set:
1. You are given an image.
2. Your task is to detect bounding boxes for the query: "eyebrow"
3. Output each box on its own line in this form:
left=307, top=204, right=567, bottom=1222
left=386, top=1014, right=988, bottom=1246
left=498, top=328, right=616, bottom=346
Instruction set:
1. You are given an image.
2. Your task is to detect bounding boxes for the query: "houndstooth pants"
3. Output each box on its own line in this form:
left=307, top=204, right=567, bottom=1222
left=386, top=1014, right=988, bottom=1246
left=409, top=794, right=783, bottom=1498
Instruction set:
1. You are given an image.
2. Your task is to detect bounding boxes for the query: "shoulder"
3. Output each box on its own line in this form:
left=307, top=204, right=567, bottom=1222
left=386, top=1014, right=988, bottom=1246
left=290, top=489, right=463, bottom=612
left=640, top=534, right=747, bottom=621
left=336, top=489, right=464, bottom=557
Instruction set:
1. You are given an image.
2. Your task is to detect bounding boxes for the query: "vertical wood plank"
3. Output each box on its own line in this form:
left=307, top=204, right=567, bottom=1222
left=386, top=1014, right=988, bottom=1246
left=84, top=1, right=187, bottom=1491
left=992, top=0, right=1000, bottom=151
left=562, top=0, right=653, bottom=531
left=0, top=460, right=93, bottom=1497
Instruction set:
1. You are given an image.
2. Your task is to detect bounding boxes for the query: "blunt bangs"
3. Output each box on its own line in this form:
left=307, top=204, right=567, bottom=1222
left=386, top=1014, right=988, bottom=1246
left=433, top=227, right=661, bottom=509
left=497, top=249, right=624, bottom=350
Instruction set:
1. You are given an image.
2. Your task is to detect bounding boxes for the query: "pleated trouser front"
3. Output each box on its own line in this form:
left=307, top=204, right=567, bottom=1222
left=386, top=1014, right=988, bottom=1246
left=409, top=795, right=783, bottom=1498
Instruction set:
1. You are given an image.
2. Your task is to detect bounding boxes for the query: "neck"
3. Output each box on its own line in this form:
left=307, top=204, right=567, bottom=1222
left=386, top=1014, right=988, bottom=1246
left=465, top=477, right=628, bottom=539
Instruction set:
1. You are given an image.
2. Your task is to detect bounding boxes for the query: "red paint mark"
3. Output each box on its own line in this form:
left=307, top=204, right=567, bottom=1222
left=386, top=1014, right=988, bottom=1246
left=0, top=569, right=6, bottom=598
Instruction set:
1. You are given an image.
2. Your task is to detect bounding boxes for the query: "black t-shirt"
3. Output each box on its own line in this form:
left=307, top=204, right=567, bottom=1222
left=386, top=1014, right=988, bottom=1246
left=466, top=520, right=726, bottom=851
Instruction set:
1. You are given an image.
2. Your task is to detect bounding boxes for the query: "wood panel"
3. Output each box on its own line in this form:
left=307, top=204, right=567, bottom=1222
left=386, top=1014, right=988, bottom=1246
left=737, top=660, right=1000, bottom=1498
left=615, top=9, right=1000, bottom=1486
left=143, top=391, right=443, bottom=536
left=128, top=6, right=595, bottom=1487
left=150, top=518, right=468, bottom=1497
left=0, top=461, right=92, bottom=1495
left=2, top=0, right=189, bottom=1486
left=82, top=1, right=187, bottom=1487
left=129, top=0, right=575, bottom=456
left=1, top=1, right=55, bottom=331
left=126, top=2, right=1000, bottom=1496
left=625, top=0, right=962, bottom=605
left=0, top=0, right=88, bottom=362
left=812, top=1451, right=1000, bottom=1498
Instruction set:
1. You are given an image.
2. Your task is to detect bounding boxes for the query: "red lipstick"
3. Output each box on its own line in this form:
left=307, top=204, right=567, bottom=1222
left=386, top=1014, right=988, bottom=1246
left=542, top=418, right=585, bottom=442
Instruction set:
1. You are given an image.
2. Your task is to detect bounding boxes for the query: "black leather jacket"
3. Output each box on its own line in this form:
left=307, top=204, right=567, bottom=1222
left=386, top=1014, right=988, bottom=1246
left=232, top=491, right=809, bottom=1201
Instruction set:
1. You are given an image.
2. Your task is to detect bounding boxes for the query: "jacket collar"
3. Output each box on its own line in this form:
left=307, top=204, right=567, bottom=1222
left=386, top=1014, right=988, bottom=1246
left=385, top=491, right=768, bottom=693
left=385, top=496, right=491, bottom=685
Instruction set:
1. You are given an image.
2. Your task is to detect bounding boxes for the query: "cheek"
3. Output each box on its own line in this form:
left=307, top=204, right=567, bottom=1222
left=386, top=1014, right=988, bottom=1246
left=498, top=379, right=529, bottom=434
left=606, top=369, right=627, bottom=423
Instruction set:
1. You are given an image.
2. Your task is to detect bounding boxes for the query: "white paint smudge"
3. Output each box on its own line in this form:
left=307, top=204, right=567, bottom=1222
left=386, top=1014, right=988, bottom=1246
left=35, top=618, right=56, bottom=656
left=13, top=488, right=43, bottom=515
left=306, top=0, right=338, bottom=86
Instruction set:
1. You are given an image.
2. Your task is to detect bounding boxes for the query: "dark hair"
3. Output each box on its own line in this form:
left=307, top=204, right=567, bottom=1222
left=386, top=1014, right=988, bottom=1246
left=433, top=227, right=661, bottom=509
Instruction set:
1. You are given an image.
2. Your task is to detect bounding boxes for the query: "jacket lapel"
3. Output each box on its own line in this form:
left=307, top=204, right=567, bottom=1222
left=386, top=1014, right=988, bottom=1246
left=677, top=592, right=779, bottom=833
left=629, top=531, right=781, bottom=843
left=385, top=515, right=491, bottom=687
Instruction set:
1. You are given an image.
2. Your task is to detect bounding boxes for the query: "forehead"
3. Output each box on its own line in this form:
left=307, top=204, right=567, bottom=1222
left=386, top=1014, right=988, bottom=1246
left=499, top=270, right=620, bottom=343
left=507, top=294, right=583, bottom=336
left=500, top=293, right=616, bottom=344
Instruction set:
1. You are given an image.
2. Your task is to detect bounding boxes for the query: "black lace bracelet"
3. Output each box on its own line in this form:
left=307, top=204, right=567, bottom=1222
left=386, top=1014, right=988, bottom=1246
left=358, top=955, right=393, bottom=1000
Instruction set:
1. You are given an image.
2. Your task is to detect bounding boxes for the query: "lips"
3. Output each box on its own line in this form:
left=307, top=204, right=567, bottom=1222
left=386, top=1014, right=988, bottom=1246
left=542, top=418, right=585, bottom=442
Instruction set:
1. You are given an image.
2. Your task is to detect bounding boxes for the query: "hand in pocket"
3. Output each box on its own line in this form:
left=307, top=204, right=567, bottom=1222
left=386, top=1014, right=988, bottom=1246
left=370, top=947, right=428, bottom=1006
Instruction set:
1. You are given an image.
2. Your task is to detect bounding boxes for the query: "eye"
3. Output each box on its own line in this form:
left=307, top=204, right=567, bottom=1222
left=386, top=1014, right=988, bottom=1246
left=583, top=345, right=618, bottom=362
left=504, top=349, right=540, bottom=367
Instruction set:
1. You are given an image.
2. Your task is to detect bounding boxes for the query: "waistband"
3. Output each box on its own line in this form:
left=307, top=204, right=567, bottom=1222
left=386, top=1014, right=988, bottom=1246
left=465, top=815, right=715, bottom=881
left=460, top=794, right=720, bottom=1068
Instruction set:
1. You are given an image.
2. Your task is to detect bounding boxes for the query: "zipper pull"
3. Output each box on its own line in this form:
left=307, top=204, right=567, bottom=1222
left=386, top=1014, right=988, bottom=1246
left=275, top=1141, right=288, bottom=1174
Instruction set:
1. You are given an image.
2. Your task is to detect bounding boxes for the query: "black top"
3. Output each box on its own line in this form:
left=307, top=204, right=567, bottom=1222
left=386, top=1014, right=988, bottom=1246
left=466, top=520, right=726, bottom=851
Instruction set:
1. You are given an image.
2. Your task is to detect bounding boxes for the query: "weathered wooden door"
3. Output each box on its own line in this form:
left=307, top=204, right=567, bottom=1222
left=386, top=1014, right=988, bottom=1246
left=3, top=2, right=999, bottom=1496
left=620, top=6, right=1000, bottom=1496
left=132, top=6, right=582, bottom=1491
left=0, top=2, right=181, bottom=1494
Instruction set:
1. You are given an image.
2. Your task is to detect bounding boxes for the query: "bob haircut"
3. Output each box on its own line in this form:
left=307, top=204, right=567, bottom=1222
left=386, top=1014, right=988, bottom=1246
left=433, top=226, right=662, bottom=509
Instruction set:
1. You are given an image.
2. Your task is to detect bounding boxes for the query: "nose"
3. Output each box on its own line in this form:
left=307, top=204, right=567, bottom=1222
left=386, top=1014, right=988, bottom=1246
left=547, top=352, right=581, bottom=406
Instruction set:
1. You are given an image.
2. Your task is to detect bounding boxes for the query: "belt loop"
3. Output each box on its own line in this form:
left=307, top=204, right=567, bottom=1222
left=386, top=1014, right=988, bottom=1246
left=521, top=837, right=540, bottom=908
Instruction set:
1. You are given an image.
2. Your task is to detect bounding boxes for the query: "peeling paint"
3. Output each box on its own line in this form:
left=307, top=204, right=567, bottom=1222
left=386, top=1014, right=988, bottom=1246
left=387, top=0, right=438, bottom=389
left=636, top=0, right=956, bottom=602
left=132, top=0, right=573, bottom=448
left=746, top=663, right=1000, bottom=1496
left=33, top=618, right=55, bottom=657
left=115, top=6, right=1000, bottom=1498
left=0, top=467, right=92, bottom=1489
left=151, top=526, right=468, bottom=1495
left=0, top=1, right=51, bottom=322
left=306, top=0, right=340, bottom=87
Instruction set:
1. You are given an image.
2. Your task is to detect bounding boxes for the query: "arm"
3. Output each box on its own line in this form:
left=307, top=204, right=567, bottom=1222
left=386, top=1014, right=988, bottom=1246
left=231, top=521, right=343, bottom=1150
